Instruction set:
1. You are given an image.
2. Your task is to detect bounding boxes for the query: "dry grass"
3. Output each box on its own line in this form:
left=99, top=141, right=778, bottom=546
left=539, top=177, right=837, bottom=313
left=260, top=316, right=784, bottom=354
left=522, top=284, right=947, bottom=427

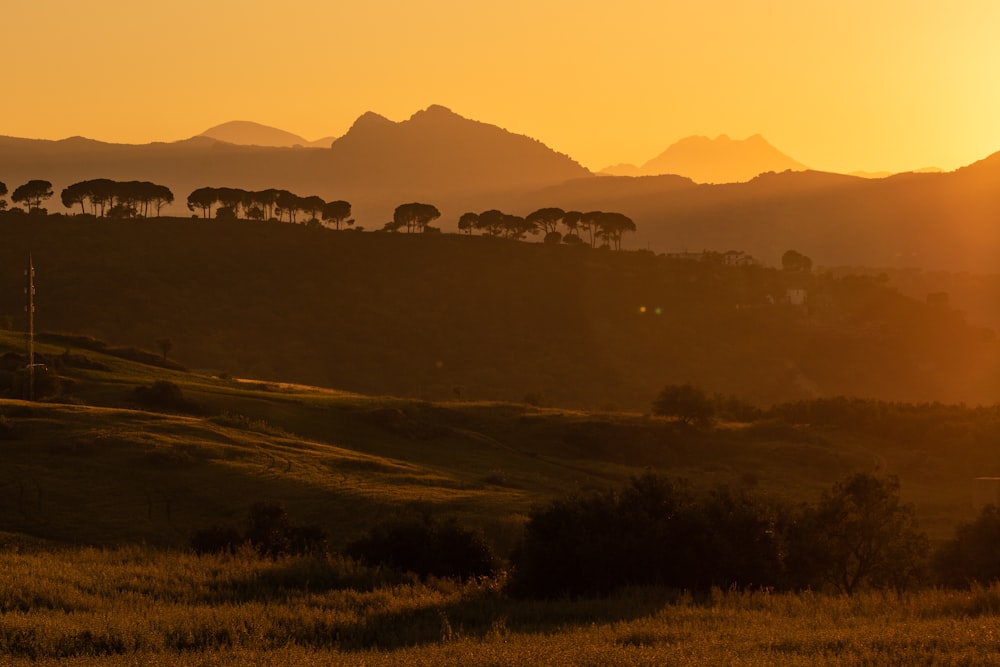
left=2, top=547, right=1000, bottom=665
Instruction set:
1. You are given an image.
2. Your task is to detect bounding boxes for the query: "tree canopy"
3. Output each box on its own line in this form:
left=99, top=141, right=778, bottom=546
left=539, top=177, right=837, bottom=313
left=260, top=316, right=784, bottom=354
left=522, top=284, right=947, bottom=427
left=12, top=180, right=54, bottom=212
left=62, top=179, right=173, bottom=218
left=385, top=203, right=441, bottom=233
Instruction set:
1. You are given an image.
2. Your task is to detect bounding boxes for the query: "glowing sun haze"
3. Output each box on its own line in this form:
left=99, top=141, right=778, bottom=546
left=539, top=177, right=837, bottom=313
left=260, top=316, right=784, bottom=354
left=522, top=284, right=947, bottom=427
left=3, top=0, right=998, bottom=174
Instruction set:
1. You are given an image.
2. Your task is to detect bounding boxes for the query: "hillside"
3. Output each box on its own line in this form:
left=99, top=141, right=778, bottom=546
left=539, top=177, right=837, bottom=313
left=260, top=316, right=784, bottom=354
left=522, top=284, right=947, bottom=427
left=2, top=112, right=1000, bottom=273
left=0, top=326, right=997, bottom=551
left=520, top=160, right=1000, bottom=272
left=0, top=215, right=997, bottom=412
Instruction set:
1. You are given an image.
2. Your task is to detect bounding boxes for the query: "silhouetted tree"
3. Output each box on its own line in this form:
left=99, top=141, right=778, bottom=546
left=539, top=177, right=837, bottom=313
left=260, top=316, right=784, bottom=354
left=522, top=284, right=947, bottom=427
left=458, top=211, right=479, bottom=235
left=156, top=338, right=173, bottom=362
left=275, top=190, right=301, bottom=223
left=391, top=202, right=440, bottom=233
left=60, top=182, right=88, bottom=214
left=501, top=213, right=534, bottom=240
left=652, top=383, right=716, bottom=425
left=187, top=187, right=218, bottom=219
left=578, top=211, right=607, bottom=247
left=596, top=211, right=636, bottom=250
left=300, top=195, right=326, bottom=223
left=251, top=189, right=281, bottom=221
left=12, top=180, right=53, bottom=212
left=215, top=187, right=245, bottom=219
left=321, top=200, right=352, bottom=230
left=801, top=473, right=927, bottom=594
left=526, top=207, right=565, bottom=236
left=86, top=178, right=116, bottom=216
left=934, top=504, right=1000, bottom=587
left=0, top=181, right=6, bottom=211
left=782, top=249, right=813, bottom=272
left=562, top=210, right=582, bottom=238
left=149, top=184, right=174, bottom=217
left=476, top=209, right=506, bottom=237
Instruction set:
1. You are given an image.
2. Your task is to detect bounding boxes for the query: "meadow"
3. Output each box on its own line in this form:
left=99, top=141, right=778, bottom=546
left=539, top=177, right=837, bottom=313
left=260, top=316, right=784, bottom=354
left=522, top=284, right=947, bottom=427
left=3, top=547, right=1000, bottom=665
left=0, top=302, right=999, bottom=662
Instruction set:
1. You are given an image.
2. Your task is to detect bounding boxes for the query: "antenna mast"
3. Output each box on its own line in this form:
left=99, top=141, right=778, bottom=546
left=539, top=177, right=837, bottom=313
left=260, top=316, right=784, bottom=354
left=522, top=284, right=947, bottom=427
left=25, top=254, right=35, bottom=401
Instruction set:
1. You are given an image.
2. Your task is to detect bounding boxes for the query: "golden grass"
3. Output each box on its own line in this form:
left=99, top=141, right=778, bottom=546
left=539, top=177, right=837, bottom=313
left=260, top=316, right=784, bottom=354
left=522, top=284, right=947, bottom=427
left=3, top=547, right=1000, bottom=665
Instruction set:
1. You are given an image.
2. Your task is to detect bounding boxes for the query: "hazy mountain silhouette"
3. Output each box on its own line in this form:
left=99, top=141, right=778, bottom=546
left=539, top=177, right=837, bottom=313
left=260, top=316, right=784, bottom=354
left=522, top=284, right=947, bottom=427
left=2, top=112, right=1000, bottom=272
left=0, top=106, right=590, bottom=223
left=849, top=166, right=944, bottom=179
left=520, top=156, right=1000, bottom=272
left=602, top=134, right=808, bottom=183
left=199, top=121, right=314, bottom=147
left=197, top=121, right=337, bottom=148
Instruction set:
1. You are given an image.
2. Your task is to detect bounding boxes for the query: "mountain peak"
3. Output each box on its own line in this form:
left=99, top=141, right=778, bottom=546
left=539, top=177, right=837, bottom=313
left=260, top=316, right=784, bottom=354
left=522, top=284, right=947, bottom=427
left=198, top=120, right=310, bottom=148
left=630, top=134, right=808, bottom=183
left=410, top=104, right=456, bottom=118
left=352, top=111, right=392, bottom=127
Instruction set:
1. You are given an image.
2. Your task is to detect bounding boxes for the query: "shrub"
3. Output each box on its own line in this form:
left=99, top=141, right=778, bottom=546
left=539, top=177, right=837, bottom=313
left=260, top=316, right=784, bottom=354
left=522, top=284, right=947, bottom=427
left=788, top=473, right=928, bottom=593
left=190, top=525, right=242, bottom=554
left=934, top=504, right=1000, bottom=587
left=132, top=380, right=202, bottom=414
left=652, top=384, right=716, bottom=425
left=345, top=516, right=498, bottom=580
left=191, top=503, right=327, bottom=557
left=245, top=503, right=294, bottom=556
left=508, top=474, right=785, bottom=598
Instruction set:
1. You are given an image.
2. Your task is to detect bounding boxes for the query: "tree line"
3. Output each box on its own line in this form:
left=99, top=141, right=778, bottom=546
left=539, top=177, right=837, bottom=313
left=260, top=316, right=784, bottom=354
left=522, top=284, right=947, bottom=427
left=188, top=467, right=1000, bottom=598
left=0, top=178, right=638, bottom=248
left=459, top=207, right=636, bottom=249
left=0, top=179, right=175, bottom=219
left=185, top=187, right=354, bottom=229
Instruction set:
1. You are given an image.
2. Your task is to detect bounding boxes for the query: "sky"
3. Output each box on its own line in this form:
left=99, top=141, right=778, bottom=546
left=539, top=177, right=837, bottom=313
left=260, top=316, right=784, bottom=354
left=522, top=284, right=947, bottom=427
left=3, top=0, right=999, bottom=174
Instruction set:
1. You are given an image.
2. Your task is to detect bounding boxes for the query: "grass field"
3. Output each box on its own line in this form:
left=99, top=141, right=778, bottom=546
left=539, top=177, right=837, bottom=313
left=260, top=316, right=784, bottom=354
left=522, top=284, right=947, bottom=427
left=2, top=547, right=1000, bottom=665
left=0, top=328, right=997, bottom=549
left=1, top=328, right=1000, bottom=662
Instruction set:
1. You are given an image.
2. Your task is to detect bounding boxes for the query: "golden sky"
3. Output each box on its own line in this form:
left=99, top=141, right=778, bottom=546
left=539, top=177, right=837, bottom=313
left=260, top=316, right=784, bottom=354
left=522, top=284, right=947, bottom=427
left=3, top=0, right=998, bottom=174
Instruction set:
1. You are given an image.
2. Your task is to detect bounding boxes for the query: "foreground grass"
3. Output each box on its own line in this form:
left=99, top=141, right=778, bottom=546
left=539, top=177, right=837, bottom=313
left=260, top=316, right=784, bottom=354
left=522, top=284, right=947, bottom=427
left=3, top=547, right=1000, bottom=665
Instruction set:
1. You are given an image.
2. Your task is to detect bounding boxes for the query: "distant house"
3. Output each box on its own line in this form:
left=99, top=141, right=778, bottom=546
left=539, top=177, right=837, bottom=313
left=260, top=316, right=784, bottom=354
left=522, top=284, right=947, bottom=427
left=786, top=288, right=807, bottom=306
left=722, top=251, right=757, bottom=267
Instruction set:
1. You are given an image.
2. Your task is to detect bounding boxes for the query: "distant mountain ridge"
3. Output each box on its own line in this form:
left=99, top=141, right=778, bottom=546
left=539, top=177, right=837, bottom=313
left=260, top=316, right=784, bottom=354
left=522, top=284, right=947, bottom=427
left=0, top=105, right=590, bottom=223
left=198, top=120, right=334, bottom=148
left=602, top=134, right=808, bottom=183
left=2, top=111, right=1000, bottom=273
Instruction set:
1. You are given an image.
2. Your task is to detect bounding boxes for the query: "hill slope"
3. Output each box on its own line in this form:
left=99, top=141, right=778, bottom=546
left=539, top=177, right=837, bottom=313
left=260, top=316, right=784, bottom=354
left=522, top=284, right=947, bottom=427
left=0, top=327, right=996, bottom=549
left=521, top=159, right=1000, bottom=272
left=0, top=216, right=996, bottom=411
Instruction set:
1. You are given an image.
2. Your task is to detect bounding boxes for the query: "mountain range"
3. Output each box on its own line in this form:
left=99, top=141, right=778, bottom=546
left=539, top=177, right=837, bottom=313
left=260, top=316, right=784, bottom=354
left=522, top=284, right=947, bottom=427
left=1, top=106, right=999, bottom=273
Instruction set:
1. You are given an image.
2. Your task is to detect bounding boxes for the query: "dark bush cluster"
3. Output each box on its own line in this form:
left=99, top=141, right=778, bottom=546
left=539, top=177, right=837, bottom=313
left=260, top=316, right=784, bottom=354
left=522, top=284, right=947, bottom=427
left=934, top=505, right=1000, bottom=587
left=132, top=380, right=203, bottom=414
left=190, top=503, right=327, bottom=557
left=509, top=472, right=928, bottom=598
left=345, top=516, right=498, bottom=580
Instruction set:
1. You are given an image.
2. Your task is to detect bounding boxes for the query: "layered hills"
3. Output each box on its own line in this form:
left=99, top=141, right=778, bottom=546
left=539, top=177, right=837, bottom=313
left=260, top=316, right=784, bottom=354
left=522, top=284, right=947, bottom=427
left=0, top=105, right=590, bottom=225
left=198, top=120, right=335, bottom=148
left=1, top=108, right=1000, bottom=272
left=0, top=216, right=996, bottom=411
